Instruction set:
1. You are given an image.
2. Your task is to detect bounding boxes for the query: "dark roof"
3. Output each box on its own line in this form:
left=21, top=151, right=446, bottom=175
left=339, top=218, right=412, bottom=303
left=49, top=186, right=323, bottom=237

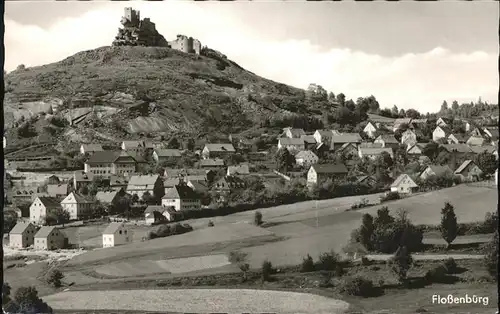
left=63, top=192, right=93, bottom=204
left=448, top=133, right=467, bottom=143
left=377, top=135, right=398, bottom=144
left=300, top=135, right=317, bottom=144
left=439, top=144, right=472, bottom=154
left=96, top=190, right=120, bottom=203
left=311, top=163, right=348, bottom=174
left=203, top=143, right=236, bottom=152
left=426, top=165, right=453, bottom=177
left=81, top=144, right=104, bottom=152
left=278, top=138, right=305, bottom=145
left=9, top=222, right=34, bottom=234
left=38, top=196, right=62, bottom=209
left=199, top=159, right=225, bottom=167
left=144, top=205, right=166, bottom=214
left=154, top=149, right=182, bottom=157
left=74, top=171, right=94, bottom=182
left=47, top=183, right=69, bottom=196
left=110, top=175, right=129, bottom=185
left=163, top=183, right=199, bottom=199
left=86, top=151, right=121, bottom=164
left=35, top=226, right=60, bottom=238
left=188, top=179, right=209, bottom=191
left=455, top=160, right=475, bottom=174
left=330, top=134, right=362, bottom=145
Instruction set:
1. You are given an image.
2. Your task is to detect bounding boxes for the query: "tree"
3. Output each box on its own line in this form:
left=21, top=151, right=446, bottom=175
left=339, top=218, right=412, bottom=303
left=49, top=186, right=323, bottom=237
left=167, top=137, right=181, bottom=149
left=374, top=207, right=394, bottom=227
left=451, top=100, right=459, bottom=111
left=45, top=269, right=64, bottom=288
left=275, top=148, right=295, bottom=173
left=405, top=109, right=420, bottom=119
left=440, top=202, right=458, bottom=249
left=16, top=64, right=26, bottom=71
left=186, top=138, right=196, bottom=151
left=441, top=100, right=449, bottom=112
left=358, top=213, right=375, bottom=250
left=12, top=286, right=53, bottom=314
left=391, top=246, right=413, bottom=284
left=45, top=208, right=70, bottom=227
left=476, top=152, right=497, bottom=175
left=254, top=211, right=263, bottom=226
left=141, top=191, right=156, bottom=205
left=391, top=105, right=399, bottom=117
left=484, top=231, right=498, bottom=279
left=336, top=93, right=346, bottom=106
left=262, top=260, right=274, bottom=281
left=423, top=142, right=440, bottom=161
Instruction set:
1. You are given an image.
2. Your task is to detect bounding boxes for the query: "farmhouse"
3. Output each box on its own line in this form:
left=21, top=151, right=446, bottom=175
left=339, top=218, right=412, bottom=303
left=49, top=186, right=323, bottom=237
left=281, top=127, right=306, bottom=139
left=9, top=222, right=37, bottom=248
left=432, top=125, right=451, bottom=142
left=84, top=151, right=144, bottom=177
left=102, top=222, right=133, bottom=248
left=407, top=143, right=426, bottom=156
left=29, top=196, right=62, bottom=224
left=199, top=158, right=225, bottom=169
left=447, top=133, right=467, bottom=144
left=126, top=174, right=164, bottom=199
left=363, top=122, right=378, bottom=138
left=420, top=165, right=453, bottom=181
left=295, top=150, right=319, bottom=167
left=201, top=143, right=236, bottom=159
left=34, top=226, right=67, bottom=250
left=329, top=134, right=362, bottom=151
left=358, top=147, right=394, bottom=160
left=390, top=174, right=418, bottom=195
left=161, top=182, right=201, bottom=211
left=374, top=135, right=399, bottom=150
left=152, top=149, right=182, bottom=163
left=46, top=183, right=70, bottom=198
left=307, top=163, right=348, bottom=185
left=337, top=143, right=359, bottom=158
left=277, top=138, right=305, bottom=152
left=80, top=144, right=104, bottom=155
left=61, top=192, right=95, bottom=220
left=454, top=160, right=483, bottom=182
left=401, top=129, right=418, bottom=146
left=73, top=171, right=95, bottom=190
left=227, top=164, right=250, bottom=176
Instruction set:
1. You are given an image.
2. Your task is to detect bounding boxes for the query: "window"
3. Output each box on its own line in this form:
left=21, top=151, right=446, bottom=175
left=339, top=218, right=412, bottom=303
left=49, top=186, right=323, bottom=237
left=119, top=230, right=122, bottom=235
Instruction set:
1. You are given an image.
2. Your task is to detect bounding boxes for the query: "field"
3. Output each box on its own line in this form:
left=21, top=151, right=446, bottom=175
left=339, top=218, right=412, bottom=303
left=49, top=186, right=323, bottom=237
left=43, top=289, right=350, bottom=313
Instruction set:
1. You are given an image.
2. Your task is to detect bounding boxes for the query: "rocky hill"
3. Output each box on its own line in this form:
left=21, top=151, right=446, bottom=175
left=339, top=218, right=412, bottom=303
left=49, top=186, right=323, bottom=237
left=4, top=45, right=331, bottom=146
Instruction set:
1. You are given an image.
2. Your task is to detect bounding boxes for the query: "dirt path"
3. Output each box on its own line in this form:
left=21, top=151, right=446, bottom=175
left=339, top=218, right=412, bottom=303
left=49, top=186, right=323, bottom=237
left=363, top=254, right=485, bottom=261
left=44, top=289, right=350, bottom=314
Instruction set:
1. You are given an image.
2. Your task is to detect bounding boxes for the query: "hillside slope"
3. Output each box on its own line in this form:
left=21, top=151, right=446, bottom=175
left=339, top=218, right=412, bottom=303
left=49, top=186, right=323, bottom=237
left=4, top=46, right=325, bottom=145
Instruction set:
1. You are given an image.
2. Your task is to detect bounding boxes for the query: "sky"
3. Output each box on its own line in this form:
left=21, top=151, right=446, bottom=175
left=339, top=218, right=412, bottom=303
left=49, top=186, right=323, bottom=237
left=4, top=1, right=499, bottom=113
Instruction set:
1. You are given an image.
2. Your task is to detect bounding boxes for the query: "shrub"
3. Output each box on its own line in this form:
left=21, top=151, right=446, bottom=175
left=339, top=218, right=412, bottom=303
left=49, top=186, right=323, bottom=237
left=208, top=220, right=214, bottom=227
left=484, top=231, right=498, bottom=279
left=262, top=260, right=274, bottom=281
left=300, top=254, right=315, bottom=272
left=146, top=231, right=157, bottom=239
left=380, top=191, right=400, bottom=202
left=156, top=224, right=171, bottom=237
left=443, top=258, right=457, bottom=274
left=340, top=276, right=375, bottom=297
left=12, top=286, right=53, bottom=314
left=45, top=269, right=64, bottom=288
left=424, top=265, right=448, bottom=283
left=254, top=211, right=263, bottom=226
left=317, top=251, right=340, bottom=271
left=361, top=256, right=371, bottom=266
left=390, top=246, right=413, bottom=284
left=228, top=251, right=248, bottom=264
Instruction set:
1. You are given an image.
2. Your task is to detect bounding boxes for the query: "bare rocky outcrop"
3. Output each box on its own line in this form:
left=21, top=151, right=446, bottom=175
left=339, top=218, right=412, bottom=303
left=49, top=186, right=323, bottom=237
left=112, top=7, right=168, bottom=47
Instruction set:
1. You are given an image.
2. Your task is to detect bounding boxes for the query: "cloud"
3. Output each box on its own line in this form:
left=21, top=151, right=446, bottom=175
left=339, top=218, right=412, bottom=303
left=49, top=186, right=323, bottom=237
left=5, top=3, right=498, bottom=113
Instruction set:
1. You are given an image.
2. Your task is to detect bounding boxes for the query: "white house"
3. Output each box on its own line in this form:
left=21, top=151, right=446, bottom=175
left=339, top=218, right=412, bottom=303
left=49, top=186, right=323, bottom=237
left=454, top=160, right=483, bottom=182
left=29, top=196, right=63, bottom=224
left=295, top=150, right=319, bottom=167
left=143, top=205, right=178, bottom=224
left=363, top=122, right=378, bottom=138
left=161, top=182, right=201, bottom=211
left=60, top=192, right=94, bottom=220
left=281, top=127, right=306, bottom=139
left=390, top=174, right=418, bottom=195
left=277, top=138, right=305, bottom=152
left=432, top=126, right=450, bottom=142
left=102, top=222, right=133, bottom=248
left=3, top=136, right=6, bottom=149
left=307, top=163, right=348, bottom=186
left=401, top=129, right=417, bottom=146
left=466, top=136, right=485, bottom=146
left=9, top=222, right=37, bottom=248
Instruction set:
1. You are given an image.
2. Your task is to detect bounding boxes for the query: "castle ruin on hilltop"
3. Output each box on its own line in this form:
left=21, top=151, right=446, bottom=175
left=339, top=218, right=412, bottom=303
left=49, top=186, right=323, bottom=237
left=113, top=7, right=202, bottom=55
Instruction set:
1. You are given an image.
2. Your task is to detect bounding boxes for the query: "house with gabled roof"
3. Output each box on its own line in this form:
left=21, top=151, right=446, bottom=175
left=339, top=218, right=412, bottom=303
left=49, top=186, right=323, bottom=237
left=313, top=129, right=339, bottom=144
left=436, top=117, right=452, bottom=127
left=301, top=135, right=317, bottom=149
left=143, top=205, right=178, bottom=224
left=187, top=179, right=209, bottom=194
left=152, top=149, right=182, bottom=163
left=12, top=187, right=45, bottom=204
left=84, top=151, right=144, bottom=177
left=390, top=174, right=418, bottom=195
left=109, top=175, right=129, bottom=190
left=407, top=143, right=426, bottom=157
left=329, top=134, right=362, bottom=151
left=34, top=226, right=67, bottom=250
left=213, top=175, right=247, bottom=195
left=307, top=163, right=348, bottom=186
left=393, top=118, right=413, bottom=131
left=80, top=144, right=104, bottom=155
left=96, top=188, right=127, bottom=205
left=126, top=174, right=164, bottom=200
left=355, top=175, right=377, bottom=187
left=358, top=147, right=394, bottom=160
left=468, top=145, right=498, bottom=159
left=29, top=196, right=63, bottom=224
left=338, top=143, right=359, bottom=159
left=454, top=160, right=483, bottom=182
left=295, top=150, right=319, bottom=167
left=281, top=127, right=306, bottom=139
left=363, top=122, right=378, bottom=138
left=401, top=129, right=419, bottom=146
left=121, top=140, right=148, bottom=152
left=433, top=125, right=451, bottom=142
left=161, top=182, right=201, bottom=211
left=483, top=127, right=499, bottom=141
left=46, top=183, right=70, bottom=198
left=199, top=158, right=225, bottom=169
left=74, top=171, right=95, bottom=190
left=201, top=143, right=236, bottom=160
left=375, top=134, right=399, bottom=150
left=420, top=165, right=453, bottom=181
left=227, top=164, right=250, bottom=176
left=102, top=222, right=133, bottom=248
left=466, top=136, right=485, bottom=146
left=277, top=138, right=305, bottom=152
left=9, top=222, right=37, bottom=248
left=61, top=192, right=95, bottom=220
left=439, top=144, right=472, bottom=156
left=447, top=133, right=467, bottom=145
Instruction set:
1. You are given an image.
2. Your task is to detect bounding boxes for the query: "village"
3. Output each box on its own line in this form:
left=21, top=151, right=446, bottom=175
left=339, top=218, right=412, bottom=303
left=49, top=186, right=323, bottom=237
left=3, top=112, right=499, bottom=252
